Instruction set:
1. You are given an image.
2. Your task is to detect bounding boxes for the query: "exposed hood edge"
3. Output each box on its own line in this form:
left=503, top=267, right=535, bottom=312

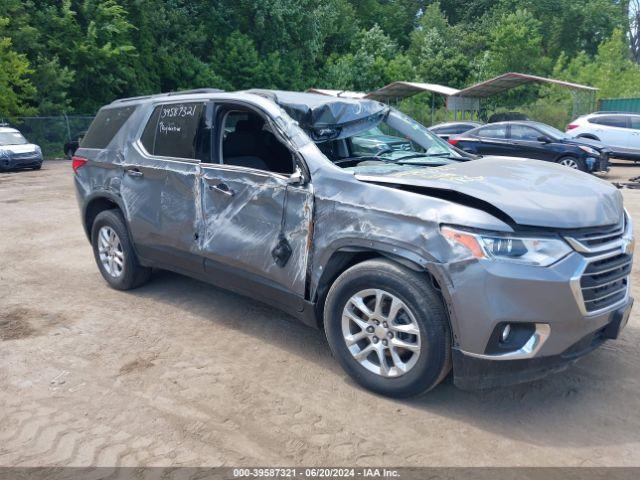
left=357, top=177, right=517, bottom=229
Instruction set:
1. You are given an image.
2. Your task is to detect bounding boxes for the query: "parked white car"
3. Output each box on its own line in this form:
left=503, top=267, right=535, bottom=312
left=566, top=112, right=640, bottom=160
left=0, top=126, right=43, bottom=171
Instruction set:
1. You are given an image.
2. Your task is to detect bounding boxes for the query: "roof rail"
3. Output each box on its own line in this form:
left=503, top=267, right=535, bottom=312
left=111, top=94, right=154, bottom=104
left=592, top=111, right=639, bottom=115
left=111, top=88, right=225, bottom=104
left=166, top=88, right=224, bottom=96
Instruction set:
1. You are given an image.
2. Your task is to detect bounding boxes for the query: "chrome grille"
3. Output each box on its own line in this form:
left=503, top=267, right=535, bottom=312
left=572, top=223, right=624, bottom=248
left=580, top=253, right=631, bottom=313
left=565, top=218, right=626, bottom=254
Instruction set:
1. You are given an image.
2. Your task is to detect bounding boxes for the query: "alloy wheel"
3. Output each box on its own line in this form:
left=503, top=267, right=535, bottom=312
left=559, top=158, right=579, bottom=169
left=341, top=288, right=421, bottom=378
left=97, top=226, right=124, bottom=278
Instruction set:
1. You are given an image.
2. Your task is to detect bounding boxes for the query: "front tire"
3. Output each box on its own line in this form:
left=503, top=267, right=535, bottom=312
left=91, top=209, right=151, bottom=290
left=324, top=259, right=451, bottom=398
left=557, top=156, right=586, bottom=172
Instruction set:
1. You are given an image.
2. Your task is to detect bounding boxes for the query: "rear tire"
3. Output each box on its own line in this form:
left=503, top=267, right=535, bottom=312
left=557, top=156, right=586, bottom=172
left=324, top=259, right=451, bottom=398
left=91, top=209, right=151, bottom=290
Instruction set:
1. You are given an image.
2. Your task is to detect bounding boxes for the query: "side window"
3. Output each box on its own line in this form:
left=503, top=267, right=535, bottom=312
left=510, top=125, right=540, bottom=141
left=477, top=125, right=507, bottom=139
left=589, top=116, right=627, bottom=128
left=140, top=102, right=207, bottom=160
left=630, top=117, right=640, bottom=130
left=455, top=124, right=475, bottom=134
left=81, top=106, right=136, bottom=149
left=219, top=108, right=294, bottom=175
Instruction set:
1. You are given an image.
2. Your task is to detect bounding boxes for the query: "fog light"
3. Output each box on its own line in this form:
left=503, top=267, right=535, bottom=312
left=501, top=324, right=511, bottom=342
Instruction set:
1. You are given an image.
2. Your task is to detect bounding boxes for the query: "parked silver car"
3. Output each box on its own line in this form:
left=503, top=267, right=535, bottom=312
left=73, top=89, right=634, bottom=397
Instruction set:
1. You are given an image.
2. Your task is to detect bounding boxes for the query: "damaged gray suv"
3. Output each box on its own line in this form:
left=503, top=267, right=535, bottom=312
left=74, top=89, right=634, bottom=397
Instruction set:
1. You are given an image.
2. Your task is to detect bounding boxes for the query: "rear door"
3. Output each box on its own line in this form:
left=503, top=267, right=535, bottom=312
left=122, top=100, right=210, bottom=271
left=468, top=124, right=513, bottom=156
left=629, top=116, right=640, bottom=151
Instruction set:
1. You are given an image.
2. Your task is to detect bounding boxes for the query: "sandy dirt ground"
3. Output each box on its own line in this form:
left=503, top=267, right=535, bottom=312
left=1, top=160, right=640, bottom=468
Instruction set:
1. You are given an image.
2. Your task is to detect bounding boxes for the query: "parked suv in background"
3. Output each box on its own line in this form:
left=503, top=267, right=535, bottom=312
left=73, top=89, right=633, bottom=397
left=0, top=127, right=43, bottom=171
left=567, top=112, right=640, bottom=160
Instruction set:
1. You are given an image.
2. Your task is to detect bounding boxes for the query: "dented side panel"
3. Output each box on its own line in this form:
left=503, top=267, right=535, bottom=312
left=199, top=165, right=313, bottom=296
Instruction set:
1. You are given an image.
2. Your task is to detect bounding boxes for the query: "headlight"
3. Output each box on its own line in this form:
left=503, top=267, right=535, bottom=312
left=441, top=226, right=572, bottom=266
left=578, top=145, right=599, bottom=156
left=0, top=149, right=8, bottom=158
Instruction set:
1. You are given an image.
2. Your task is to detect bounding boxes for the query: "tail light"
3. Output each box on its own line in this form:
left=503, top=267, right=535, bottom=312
left=448, top=138, right=460, bottom=146
left=71, top=156, right=87, bottom=173
left=566, top=124, right=578, bottom=130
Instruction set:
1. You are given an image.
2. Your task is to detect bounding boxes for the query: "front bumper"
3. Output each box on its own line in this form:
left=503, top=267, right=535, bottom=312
left=585, top=151, right=610, bottom=172
left=452, top=297, right=633, bottom=390
left=438, top=233, right=633, bottom=389
left=0, top=154, right=43, bottom=170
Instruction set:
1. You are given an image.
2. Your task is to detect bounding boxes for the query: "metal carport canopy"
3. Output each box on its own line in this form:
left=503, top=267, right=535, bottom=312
left=451, top=72, right=598, bottom=98
left=365, top=81, right=460, bottom=100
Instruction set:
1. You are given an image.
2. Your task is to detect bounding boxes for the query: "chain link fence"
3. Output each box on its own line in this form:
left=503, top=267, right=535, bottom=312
left=0, top=115, right=95, bottom=159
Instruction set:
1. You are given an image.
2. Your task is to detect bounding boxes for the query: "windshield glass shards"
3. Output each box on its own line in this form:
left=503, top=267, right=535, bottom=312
left=316, top=109, right=466, bottom=169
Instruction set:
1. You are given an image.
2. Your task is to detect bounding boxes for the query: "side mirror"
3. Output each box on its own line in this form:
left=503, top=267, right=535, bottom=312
left=538, top=135, right=552, bottom=143
left=287, top=166, right=306, bottom=186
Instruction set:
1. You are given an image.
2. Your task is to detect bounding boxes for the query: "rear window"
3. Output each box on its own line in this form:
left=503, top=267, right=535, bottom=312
left=81, top=106, right=136, bottom=149
left=140, top=102, right=206, bottom=159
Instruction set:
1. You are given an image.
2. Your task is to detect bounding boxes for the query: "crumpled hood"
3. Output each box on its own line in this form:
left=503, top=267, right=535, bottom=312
left=355, top=157, right=623, bottom=229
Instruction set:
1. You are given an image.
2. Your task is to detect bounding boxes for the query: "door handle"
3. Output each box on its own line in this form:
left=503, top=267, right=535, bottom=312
left=125, top=168, right=143, bottom=178
left=208, top=183, right=234, bottom=196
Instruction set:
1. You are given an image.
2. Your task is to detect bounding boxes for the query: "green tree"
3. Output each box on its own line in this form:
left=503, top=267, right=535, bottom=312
left=322, top=25, right=414, bottom=91
left=478, top=9, right=548, bottom=78
left=0, top=18, right=36, bottom=116
left=408, top=2, right=473, bottom=87
left=556, top=29, right=640, bottom=98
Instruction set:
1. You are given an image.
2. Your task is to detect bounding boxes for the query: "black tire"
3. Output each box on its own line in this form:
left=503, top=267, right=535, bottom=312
left=556, top=156, right=587, bottom=172
left=33, top=164, right=42, bottom=170
left=91, top=209, right=151, bottom=290
left=324, top=259, right=451, bottom=398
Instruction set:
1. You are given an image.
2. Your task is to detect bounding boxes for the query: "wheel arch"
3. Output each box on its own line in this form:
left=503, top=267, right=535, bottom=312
left=83, top=192, right=125, bottom=241
left=311, top=244, right=445, bottom=329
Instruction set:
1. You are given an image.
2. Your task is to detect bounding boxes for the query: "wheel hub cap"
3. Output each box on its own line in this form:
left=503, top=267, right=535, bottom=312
left=341, top=288, right=421, bottom=378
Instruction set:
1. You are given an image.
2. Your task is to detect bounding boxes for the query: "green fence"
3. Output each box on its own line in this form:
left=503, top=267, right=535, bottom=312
left=0, top=115, right=95, bottom=159
left=598, top=97, right=640, bottom=113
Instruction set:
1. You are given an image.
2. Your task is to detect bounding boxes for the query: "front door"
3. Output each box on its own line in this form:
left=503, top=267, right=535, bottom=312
left=508, top=124, right=551, bottom=161
left=199, top=104, right=314, bottom=307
